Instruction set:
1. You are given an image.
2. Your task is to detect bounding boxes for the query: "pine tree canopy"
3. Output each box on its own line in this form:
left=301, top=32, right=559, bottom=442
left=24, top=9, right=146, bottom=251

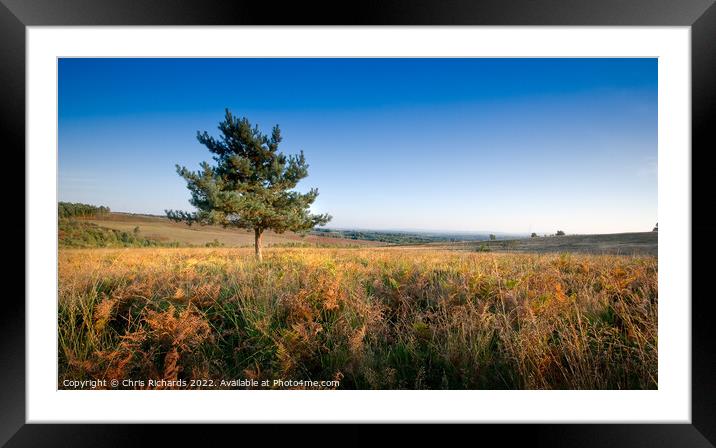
left=166, top=110, right=331, bottom=240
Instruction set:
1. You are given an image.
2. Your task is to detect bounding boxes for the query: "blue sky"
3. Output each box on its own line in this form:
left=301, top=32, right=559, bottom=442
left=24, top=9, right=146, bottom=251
left=58, top=58, right=657, bottom=234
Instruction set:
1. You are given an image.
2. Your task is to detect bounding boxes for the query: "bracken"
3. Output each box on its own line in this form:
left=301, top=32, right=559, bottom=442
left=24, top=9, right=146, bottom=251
left=58, top=247, right=657, bottom=390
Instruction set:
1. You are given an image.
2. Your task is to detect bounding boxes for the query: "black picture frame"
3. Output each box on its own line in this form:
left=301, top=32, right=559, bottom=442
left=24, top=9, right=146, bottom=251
left=5, top=0, right=714, bottom=445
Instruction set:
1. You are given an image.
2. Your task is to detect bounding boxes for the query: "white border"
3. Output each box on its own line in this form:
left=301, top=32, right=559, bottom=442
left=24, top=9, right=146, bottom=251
left=27, top=27, right=691, bottom=423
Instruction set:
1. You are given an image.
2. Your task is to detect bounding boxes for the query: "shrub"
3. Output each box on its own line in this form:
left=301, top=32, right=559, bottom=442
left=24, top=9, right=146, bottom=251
left=205, top=239, right=224, bottom=248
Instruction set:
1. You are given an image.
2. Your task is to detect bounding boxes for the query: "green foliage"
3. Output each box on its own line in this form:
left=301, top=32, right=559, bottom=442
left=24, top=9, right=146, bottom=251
left=489, top=234, right=496, bottom=240
left=531, top=232, right=538, bottom=238
left=58, top=202, right=110, bottom=218
left=59, top=219, right=179, bottom=248
left=556, top=230, right=566, bottom=236
left=204, top=239, right=224, bottom=248
left=166, top=110, right=331, bottom=248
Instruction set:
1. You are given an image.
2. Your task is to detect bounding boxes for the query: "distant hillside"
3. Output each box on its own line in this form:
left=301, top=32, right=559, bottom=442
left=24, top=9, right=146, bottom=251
left=429, top=232, right=657, bottom=256
left=80, top=212, right=383, bottom=248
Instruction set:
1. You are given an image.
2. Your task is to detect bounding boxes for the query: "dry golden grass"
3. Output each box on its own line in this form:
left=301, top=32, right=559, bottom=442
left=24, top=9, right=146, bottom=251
left=58, top=247, right=657, bottom=389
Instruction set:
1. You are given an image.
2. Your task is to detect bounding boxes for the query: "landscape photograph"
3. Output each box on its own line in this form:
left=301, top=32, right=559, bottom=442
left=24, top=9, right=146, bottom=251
left=58, top=58, right=658, bottom=390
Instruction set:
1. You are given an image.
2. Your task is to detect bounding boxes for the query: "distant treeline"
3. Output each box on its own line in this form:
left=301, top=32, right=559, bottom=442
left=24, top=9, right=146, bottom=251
left=312, top=229, right=434, bottom=244
left=59, top=202, right=110, bottom=218
left=311, top=228, right=495, bottom=245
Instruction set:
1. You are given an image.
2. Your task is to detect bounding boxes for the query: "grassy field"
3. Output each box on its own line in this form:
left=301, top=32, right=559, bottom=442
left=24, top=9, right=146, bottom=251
left=85, top=213, right=383, bottom=248
left=58, top=247, right=657, bottom=389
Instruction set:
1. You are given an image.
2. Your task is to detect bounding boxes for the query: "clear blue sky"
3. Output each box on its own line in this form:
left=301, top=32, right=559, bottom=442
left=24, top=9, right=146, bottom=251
left=59, top=58, right=657, bottom=234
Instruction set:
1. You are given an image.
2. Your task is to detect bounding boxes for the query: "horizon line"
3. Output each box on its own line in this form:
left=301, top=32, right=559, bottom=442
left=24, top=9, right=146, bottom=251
left=70, top=207, right=654, bottom=237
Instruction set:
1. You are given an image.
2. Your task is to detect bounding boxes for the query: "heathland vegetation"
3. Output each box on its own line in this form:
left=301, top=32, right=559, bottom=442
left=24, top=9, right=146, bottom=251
left=59, top=219, right=181, bottom=248
left=59, top=247, right=657, bottom=389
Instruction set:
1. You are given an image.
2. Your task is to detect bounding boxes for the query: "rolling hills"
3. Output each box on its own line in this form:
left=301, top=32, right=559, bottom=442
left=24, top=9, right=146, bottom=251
left=83, top=212, right=383, bottom=248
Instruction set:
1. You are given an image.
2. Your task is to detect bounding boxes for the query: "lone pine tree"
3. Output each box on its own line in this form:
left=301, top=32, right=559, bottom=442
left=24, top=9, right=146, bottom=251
left=166, top=110, right=331, bottom=260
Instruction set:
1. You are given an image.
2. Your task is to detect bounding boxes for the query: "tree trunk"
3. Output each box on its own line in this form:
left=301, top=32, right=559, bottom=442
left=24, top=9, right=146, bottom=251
left=254, top=228, right=264, bottom=261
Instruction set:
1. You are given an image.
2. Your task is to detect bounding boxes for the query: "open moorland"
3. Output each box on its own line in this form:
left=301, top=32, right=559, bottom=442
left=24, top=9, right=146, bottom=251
left=75, top=212, right=658, bottom=256
left=59, top=247, right=657, bottom=390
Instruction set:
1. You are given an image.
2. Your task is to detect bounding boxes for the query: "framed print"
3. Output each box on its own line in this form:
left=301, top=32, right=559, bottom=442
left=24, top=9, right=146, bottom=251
left=5, top=0, right=715, bottom=444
